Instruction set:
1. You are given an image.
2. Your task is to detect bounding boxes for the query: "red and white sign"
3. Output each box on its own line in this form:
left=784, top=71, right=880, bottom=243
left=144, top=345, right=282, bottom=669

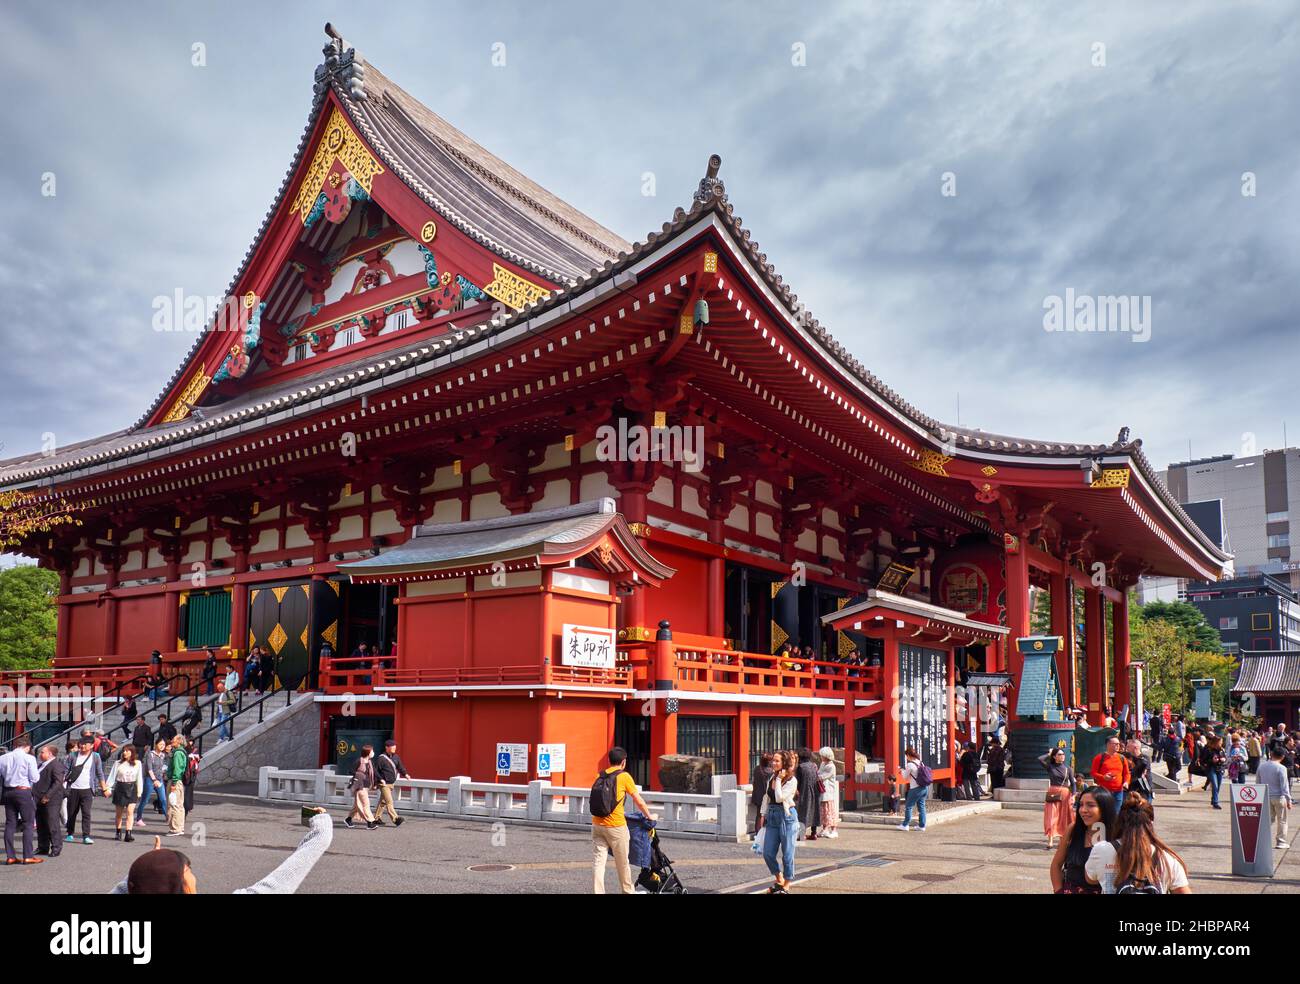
left=560, top=624, right=617, bottom=669
left=1233, top=784, right=1264, bottom=864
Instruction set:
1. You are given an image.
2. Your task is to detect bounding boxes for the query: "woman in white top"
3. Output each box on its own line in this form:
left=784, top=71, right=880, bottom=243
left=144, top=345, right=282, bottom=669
left=817, top=747, right=840, bottom=839
left=111, top=746, right=144, bottom=843
left=1085, top=792, right=1191, bottom=894
left=759, top=750, right=800, bottom=893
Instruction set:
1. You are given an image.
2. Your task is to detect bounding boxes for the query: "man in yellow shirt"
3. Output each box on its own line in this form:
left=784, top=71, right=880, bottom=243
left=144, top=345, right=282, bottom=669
left=590, top=747, right=654, bottom=894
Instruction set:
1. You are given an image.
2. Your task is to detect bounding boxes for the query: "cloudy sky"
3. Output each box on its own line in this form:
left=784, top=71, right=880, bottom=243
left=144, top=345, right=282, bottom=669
left=1, top=0, right=1296, bottom=475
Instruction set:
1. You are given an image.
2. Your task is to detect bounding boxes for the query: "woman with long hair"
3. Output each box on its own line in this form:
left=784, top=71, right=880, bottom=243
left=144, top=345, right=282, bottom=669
left=1049, top=786, right=1117, bottom=894
left=111, top=745, right=143, bottom=843
left=760, top=750, right=800, bottom=893
left=1038, top=747, right=1076, bottom=849
left=1086, top=792, right=1191, bottom=894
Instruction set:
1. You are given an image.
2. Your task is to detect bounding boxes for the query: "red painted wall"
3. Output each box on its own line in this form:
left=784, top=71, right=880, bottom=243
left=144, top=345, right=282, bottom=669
left=115, top=594, right=169, bottom=656
left=394, top=693, right=613, bottom=783
left=66, top=601, right=105, bottom=659
left=637, top=541, right=710, bottom=636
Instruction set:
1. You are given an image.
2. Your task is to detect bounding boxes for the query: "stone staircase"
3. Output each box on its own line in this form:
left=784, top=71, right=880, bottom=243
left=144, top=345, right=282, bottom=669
left=994, top=764, right=1190, bottom=810
left=992, top=776, right=1051, bottom=810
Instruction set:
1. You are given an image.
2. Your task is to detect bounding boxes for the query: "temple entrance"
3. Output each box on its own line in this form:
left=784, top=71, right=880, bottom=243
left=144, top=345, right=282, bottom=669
left=724, top=563, right=850, bottom=655
left=338, top=582, right=398, bottom=659
left=614, top=712, right=651, bottom=788
left=248, top=580, right=311, bottom=690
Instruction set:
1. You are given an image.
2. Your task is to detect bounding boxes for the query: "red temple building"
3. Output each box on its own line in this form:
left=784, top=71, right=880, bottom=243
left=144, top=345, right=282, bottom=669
left=0, top=28, right=1230, bottom=794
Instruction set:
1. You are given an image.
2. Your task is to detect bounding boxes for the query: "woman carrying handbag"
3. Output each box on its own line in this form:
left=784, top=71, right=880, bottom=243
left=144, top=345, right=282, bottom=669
left=1038, top=747, right=1076, bottom=849
left=345, top=745, right=379, bottom=830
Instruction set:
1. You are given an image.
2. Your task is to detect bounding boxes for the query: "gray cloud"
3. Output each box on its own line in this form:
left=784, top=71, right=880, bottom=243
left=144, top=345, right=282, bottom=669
left=0, top=0, right=1295, bottom=478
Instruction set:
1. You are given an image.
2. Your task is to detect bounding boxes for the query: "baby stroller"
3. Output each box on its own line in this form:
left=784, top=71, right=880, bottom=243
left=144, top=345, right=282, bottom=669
left=629, top=813, right=687, bottom=894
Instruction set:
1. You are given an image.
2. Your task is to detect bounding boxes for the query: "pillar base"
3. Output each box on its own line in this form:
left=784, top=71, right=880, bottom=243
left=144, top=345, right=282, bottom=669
left=1007, top=720, right=1075, bottom=779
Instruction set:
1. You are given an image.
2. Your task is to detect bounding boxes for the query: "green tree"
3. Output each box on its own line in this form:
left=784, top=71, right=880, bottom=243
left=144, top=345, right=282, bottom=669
left=1136, top=600, right=1221, bottom=652
left=1130, top=615, right=1235, bottom=718
left=0, top=565, right=59, bottom=669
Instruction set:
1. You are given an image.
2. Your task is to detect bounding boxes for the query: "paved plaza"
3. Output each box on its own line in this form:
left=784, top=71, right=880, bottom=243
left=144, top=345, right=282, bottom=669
left=5, top=780, right=1294, bottom=894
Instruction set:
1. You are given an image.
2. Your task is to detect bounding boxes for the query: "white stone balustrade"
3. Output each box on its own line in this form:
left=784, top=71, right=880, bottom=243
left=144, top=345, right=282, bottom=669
left=259, top=767, right=747, bottom=841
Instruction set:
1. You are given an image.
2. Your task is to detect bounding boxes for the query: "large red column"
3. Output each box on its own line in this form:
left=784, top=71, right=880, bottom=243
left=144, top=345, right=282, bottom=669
left=1112, top=588, right=1131, bottom=728
left=618, top=488, right=648, bottom=632
left=1084, top=587, right=1106, bottom=725
left=1003, top=538, right=1031, bottom=688
left=1049, top=569, right=1074, bottom=705
left=881, top=626, right=901, bottom=786
left=101, top=559, right=120, bottom=656
left=706, top=518, right=725, bottom=639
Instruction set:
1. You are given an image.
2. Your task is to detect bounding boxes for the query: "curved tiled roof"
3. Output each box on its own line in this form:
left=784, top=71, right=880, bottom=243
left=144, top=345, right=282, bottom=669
left=0, top=29, right=1228, bottom=572
left=334, top=58, right=628, bottom=284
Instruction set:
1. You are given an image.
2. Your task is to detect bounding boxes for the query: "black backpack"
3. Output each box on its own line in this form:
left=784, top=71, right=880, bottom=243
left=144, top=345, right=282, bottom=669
left=1116, top=875, right=1162, bottom=895
left=590, top=768, right=625, bottom=818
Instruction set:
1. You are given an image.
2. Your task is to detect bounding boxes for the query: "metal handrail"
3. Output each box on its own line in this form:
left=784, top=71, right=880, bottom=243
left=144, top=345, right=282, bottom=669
left=191, top=682, right=296, bottom=757
left=9, top=669, right=153, bottom=751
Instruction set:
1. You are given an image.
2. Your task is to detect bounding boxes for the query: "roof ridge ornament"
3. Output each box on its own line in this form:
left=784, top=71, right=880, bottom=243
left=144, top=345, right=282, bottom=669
left=315, top=23, right=367, bottom=101
left=693, top=154, right=726, bottom=205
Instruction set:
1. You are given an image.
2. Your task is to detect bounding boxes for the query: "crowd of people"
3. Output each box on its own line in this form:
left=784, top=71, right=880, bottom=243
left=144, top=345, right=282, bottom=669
left=1039, top=717, right=1298, bottom=894
left=0, top=726, right=202, bottom=865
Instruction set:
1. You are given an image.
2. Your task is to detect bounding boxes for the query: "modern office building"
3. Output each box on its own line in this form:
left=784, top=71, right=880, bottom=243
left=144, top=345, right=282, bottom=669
left=1164, top=448, right=1300, bottom=591
left=1184, top=573, right=1300, bottom=655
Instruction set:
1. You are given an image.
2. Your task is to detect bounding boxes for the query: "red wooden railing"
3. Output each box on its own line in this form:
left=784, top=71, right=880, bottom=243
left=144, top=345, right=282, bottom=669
left=0, top=648, right=238, bottom=698
left=619, top=639, right=883, bottom=700
left=317, top=656, right=632, bottom=694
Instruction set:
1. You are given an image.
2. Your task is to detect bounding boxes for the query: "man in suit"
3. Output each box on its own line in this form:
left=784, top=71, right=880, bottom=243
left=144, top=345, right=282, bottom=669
left=0, top=737, right=43, bottom=864
left=33, top=745, right=67, bottom=857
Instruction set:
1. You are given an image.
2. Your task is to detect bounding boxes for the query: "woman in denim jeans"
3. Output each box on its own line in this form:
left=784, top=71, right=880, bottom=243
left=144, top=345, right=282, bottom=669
left=760, top=750, right=800, bottom=893
left=898, top=747, right=928, bottom=831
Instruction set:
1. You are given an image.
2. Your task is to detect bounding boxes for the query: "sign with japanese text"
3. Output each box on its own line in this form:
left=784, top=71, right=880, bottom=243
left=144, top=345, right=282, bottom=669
left=898, top=643, right=951, bottom=771
left=561, top=624, right=616, bottom=669
left=537, top=743, right=567, bottom=777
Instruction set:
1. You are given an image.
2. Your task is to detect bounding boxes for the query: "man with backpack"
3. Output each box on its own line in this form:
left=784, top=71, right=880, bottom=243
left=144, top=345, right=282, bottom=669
left=589, top=747, right=654, bottom=894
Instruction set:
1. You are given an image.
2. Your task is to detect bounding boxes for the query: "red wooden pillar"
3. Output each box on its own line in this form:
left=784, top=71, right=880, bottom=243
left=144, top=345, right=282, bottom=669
left=102, top=561, right=120, bottom=656
left=56, top=565, right=73, bottom=662
left=1084, top=587, right=1106, bottom=725
left=1049, top=568, right=1074, bottom=705
left=229, top=547, right=251, bottom=657
left=881, top=624, right=901, bottom=785
left=1003, top=538, right=1030, bottom=693
left=1112, top=588, right=1131, bottom=726
left=841, top=702, right=857, bottom=806
left=707, top=518, right=725, bottom=639
left=621, top=490, right=648, bottom=633
left=737, top=705, right=751, bottom=785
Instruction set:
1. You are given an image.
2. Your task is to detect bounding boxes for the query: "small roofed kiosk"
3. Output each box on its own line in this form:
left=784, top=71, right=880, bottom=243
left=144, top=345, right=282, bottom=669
left=336, top=499, right=673, bottom=781
left=0, top=26, right=1229, bottom=782
left=822, top=591, right=1009, bottom=800
left=1232, top=652, right=1300, bottom=730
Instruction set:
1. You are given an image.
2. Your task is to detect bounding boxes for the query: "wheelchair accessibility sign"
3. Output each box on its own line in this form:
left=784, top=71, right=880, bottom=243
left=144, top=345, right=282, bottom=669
left=496, top=743, right=529, bottom=776
left=537, top=743, right=567, bottom=778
